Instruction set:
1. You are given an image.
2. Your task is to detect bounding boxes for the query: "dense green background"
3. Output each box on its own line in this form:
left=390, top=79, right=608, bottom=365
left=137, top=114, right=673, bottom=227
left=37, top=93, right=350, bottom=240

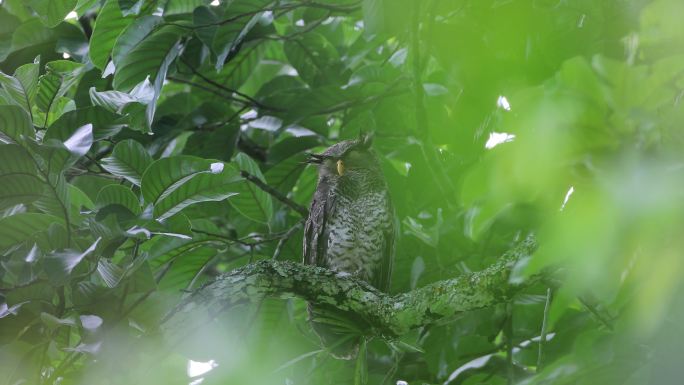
left=1, top=0, right=683, bottom=384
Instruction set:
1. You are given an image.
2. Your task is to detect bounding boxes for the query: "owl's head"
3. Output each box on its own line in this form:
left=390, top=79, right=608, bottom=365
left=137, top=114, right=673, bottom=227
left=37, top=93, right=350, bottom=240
left=306, top=133, right=381, bottom=179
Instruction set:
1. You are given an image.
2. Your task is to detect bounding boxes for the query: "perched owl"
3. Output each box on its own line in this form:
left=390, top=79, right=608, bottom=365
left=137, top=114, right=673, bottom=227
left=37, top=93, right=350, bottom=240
left=303, top=134, right=395, bottom=359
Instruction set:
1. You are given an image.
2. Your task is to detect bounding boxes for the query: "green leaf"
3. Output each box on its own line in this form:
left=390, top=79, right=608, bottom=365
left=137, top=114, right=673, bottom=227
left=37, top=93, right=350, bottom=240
left=283, top=32, right=339, bottom=86
left=141, top=156, right=242, bottom=221
left=0, top=213, right=63, bottom=250
left=35, top=72, right=61, bottom=116
left=265, top=153, right=307, bottom=194
left=157, top=246, right=215, bottom=290
left=29, top=0, right=78, bottom=27
left=89, top=0, right=133, bottom=70
left=111, top=15, right=163, bottom=67
left=0, top=105, right=35, bottom=143
left=43, top=238, right=100, bottom=285
left=229, top=153, right=273, bottom=223
left=40, top=312, right=76, bottom=330
left=113, top=25, right=185, bottom=92
left=4, top=19, right=53, bottom=62
left=100, top=139, right=152, bottom=186
left=0, top=59, right=40, bottom=116
left=0, top=174, right=45, bottom=209
left=164, top=0, right=206, bottom=15
left=213, top=0, right=269, bottom=70
left=46, top=106, right=125, bottom=141
left=95, top=184, right=141, bottom=215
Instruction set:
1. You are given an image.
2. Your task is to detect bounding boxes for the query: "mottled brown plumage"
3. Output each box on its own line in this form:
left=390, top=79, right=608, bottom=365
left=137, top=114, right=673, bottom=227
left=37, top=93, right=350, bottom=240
left=303, top=134, right=395, bottom=358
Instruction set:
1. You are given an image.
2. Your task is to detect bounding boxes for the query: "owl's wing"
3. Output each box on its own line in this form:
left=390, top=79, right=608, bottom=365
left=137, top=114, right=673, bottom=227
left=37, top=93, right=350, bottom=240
left=372, top=195, right=396, bottom=293
left=303, top=175, right=334, bottom=267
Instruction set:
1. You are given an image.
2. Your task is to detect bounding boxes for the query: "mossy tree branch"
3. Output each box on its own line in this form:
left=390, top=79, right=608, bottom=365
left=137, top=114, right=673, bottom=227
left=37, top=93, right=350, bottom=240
left=164, top=237, right=539, bottom=337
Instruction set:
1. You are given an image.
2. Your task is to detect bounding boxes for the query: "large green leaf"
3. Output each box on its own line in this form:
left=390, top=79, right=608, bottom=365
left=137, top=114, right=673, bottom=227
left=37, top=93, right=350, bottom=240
left=0, top=175, right=45, bottom=209
left=229, top=153, right=273, bottom=223
left=113, top=25, right=185, bottom=92
left=0, top=105, right=35, bottom=144
left=0, top=59, right=40, bottom=116
left=95, top=184, right=141, bottom=215
left=46, top=106, right=125, bottom=141
left=100, top=139, right=152, bottom=186
left=0, top=213, right=63, bottom=250
left=283, top=32, right=339, bottom=86
left=89, top=0, right=133, bottom=70
left=3, top=19, right=53, bottom=62
left=35, top=60, right=86, bottom=127
left=141, top=156, right=242, bottom=221
left=111, top=15, right=163, bottom=67
left=111, top=25, right=184, bottom=131
left=212, top=0, right=270, bottom=70
left=35, top=72, right=61, bottom=119
left=29, top=0, right=78, bottom=27
left=157, top=246, right=215, bottom=290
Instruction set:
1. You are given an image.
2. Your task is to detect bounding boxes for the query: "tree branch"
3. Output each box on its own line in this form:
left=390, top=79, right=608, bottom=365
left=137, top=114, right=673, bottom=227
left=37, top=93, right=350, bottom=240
left=164, top=236, right=538, bottom=337
left=240, top=170, right=309, bottom=217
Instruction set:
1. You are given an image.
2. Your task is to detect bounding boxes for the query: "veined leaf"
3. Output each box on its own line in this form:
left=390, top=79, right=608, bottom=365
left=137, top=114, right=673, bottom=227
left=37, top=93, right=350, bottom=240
left=96, top=184, right=141, bottom=215
left=100, top=139, right=152, bottom=186
left=113, top=25, right=185, bottom=92
left=213, top=0, right=270, bottom=70
left=111, top=15, right=163, bottom=67
left=157, top=246, right=216, bottom=290
left=230, top=153, right=273, bottom=223
left=89, top=0, right=133, bottom=70
left=46, top=106, right=125, bottom=141
left=0, top=213, right=63, bottom=250
left=141, top=156, right=241, bottom=221
left=29, top=0, right=78, bottom=27
left=0, top=174, right=45, bottom=209
left=0, top=59, right=40, bottom=116
left=0, top=105, right=35, bottom=144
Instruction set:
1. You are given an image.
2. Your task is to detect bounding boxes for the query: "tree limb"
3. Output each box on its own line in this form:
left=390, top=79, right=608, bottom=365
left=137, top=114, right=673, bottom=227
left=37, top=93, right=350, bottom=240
left=164, top=236, right=538, bottom=337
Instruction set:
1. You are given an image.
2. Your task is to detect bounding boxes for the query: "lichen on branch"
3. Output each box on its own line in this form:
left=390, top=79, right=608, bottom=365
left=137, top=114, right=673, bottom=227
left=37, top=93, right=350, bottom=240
left=164, top=237, right=538, bottom=337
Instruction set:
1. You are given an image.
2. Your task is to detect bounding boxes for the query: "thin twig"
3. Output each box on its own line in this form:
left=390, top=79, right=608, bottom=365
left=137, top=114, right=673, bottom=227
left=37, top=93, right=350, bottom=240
left=537, top=287, right=552, bottom=372
left=178, top=58, right=283, bottom=112
left=167, top=76, right=254, bottom=106
left=240, top=171, right=309, bottom=217
left=505, top=302, right=514, bottom=385
left=272, top=221, right=304, bottom=260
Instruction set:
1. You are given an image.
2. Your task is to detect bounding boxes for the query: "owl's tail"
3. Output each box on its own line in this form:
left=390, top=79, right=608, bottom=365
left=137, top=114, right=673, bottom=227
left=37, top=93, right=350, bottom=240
left=307, top=303, right=368, bottom=360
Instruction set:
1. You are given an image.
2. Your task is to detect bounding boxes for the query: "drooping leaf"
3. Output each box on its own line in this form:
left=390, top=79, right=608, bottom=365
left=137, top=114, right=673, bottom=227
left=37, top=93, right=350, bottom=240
left=100, top=139, right=152, bottom=186
left=212, top=0, right=270, bottom=70
left=89, top=0, right=133, bottom=70
left=111, top=15, right=163, bottom=67
left=113, top=25, right=185, bottom=92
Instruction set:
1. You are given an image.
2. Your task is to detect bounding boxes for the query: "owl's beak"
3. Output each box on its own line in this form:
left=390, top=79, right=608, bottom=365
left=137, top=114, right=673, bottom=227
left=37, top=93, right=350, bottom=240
left=305, top=153, right=325, bottom=164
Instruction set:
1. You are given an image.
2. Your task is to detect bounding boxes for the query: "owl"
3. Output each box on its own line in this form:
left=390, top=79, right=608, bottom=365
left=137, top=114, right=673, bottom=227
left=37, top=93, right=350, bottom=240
left=303, top=134, right=395, bottom=359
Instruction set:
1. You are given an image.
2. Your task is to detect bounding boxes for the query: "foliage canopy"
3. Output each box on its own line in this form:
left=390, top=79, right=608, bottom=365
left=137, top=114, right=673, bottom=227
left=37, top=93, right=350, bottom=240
left=1, top=0, right=683, bottom=384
